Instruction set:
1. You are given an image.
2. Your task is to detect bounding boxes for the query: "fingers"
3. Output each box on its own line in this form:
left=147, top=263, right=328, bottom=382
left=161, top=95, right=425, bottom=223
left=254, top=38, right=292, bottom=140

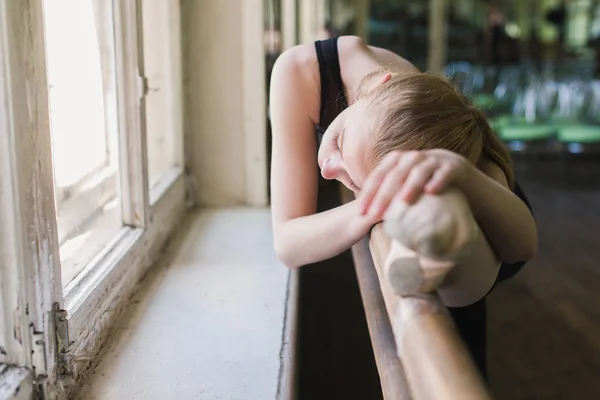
left=358, top=151, right=402, bottom=214
left=397, top=159, right=439, bottom=203
left=358, top=149, right=467, bottom=222
left=362, top=151, right=426, bottom=218
left=424, top=165, right=454, bottom=193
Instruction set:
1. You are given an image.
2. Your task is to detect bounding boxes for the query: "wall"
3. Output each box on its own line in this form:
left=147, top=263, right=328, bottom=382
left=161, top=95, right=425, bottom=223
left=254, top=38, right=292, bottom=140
left=182, top=0, right=268, bottom=207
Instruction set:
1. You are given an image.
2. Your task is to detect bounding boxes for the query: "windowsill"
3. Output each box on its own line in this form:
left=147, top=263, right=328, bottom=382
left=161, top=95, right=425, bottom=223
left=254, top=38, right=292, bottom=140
left=73, top=207, right=295, bottom=399
left=149, top=166, right=182, bottom=206
left=61, top=166, right=184, bottom=285
left=63, top=173, right=187, bottom=384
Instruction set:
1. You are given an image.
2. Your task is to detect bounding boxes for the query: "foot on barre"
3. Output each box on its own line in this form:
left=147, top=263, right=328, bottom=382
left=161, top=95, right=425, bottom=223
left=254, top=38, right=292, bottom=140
left=382, top=187, right=479, bottom=296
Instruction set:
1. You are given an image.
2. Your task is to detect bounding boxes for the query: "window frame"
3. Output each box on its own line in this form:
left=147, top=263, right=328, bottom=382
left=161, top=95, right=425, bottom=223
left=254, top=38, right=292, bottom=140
left=61, top=0, right=187, bottom=383
left=140, top=0, right=185, bottom=198
left=0, top=16, right=31, bottom=370
left=0, top=0, right=187, bottom=395
left=0, top=0, right=63, bottom=395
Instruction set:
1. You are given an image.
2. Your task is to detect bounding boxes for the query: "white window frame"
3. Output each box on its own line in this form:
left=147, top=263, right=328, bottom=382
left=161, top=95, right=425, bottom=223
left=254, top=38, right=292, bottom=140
left=63, top=0, right=187, bottom=385
left=139, top=0, right=185, bottom=202
left=0, top=0, right=63, bottom=397
left=0, top=0, right=186, bottom=397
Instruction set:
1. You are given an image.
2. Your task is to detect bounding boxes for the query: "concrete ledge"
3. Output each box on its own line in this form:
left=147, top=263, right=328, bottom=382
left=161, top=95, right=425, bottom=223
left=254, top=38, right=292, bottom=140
left=74, top=208, right=293, bottom=400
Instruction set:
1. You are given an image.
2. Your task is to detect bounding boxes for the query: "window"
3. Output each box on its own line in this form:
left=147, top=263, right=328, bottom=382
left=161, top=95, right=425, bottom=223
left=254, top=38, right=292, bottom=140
left=42, top=0, right=186, bottom=287
left=44, top=0, right=123, bottom=286
left=0, top=0, right=185, bottom=394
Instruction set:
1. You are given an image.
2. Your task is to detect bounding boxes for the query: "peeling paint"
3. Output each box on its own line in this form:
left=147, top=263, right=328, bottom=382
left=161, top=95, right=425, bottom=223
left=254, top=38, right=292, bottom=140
left=1, top=0, right=65, bottom=396
left=0, top=366, right=32, bottom=400
left=12, top=308, right=22, bottom=345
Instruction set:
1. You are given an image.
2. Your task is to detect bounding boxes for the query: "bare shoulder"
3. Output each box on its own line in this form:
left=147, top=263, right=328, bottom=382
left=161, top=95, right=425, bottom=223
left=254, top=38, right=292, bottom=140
left=271, top=43, right=320, bottom=123
left=274, top=43, right=315, bottom=70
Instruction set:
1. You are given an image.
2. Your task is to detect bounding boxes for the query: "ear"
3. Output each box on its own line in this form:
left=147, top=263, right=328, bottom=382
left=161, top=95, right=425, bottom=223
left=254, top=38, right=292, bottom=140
left=378, top=72, right=394, bottom=86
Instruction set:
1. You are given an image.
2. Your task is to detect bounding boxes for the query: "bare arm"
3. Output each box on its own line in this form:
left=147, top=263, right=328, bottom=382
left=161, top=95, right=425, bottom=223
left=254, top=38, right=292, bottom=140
left=274, top=201, right=374, bottom=268
left=269, top=47, right=373, bottom=268
left=464, top=160, right=538, bottom=264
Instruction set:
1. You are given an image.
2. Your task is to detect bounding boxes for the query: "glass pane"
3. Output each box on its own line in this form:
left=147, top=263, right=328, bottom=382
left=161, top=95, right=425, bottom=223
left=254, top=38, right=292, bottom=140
left=44, top=0, right=123, bottom=286
left=142, top=1, right=179, bottom=192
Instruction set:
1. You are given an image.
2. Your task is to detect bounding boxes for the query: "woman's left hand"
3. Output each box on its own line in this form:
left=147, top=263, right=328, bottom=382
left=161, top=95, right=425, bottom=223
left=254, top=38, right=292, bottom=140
left=358, top=149, right=472, bottom=219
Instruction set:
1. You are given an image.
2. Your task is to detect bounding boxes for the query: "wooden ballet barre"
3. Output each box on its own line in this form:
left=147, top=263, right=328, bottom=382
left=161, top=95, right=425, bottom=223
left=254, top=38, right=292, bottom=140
left=370, top=188, right=493, bottom=400
left=340, top=187, right=412, bottom=399
left=351, top=237, right=412, bottom=400
left=342, top=185, right=493, bottom=400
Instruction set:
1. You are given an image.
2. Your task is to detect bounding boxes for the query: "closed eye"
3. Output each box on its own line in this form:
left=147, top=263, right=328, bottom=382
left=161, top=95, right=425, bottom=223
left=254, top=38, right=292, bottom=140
left=348, top=181, right=360, bottom=192
left=331, top=132, right=341, bottom=150
left=330, top=132, right=359, bottom=191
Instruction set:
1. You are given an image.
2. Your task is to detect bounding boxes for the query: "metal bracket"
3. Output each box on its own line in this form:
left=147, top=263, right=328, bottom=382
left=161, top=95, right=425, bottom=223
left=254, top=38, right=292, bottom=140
left=137, top=72, right=149, bottom=99
left=30, top=323, right=47, bottom=383
left=53, top=303, right=73, bottom=380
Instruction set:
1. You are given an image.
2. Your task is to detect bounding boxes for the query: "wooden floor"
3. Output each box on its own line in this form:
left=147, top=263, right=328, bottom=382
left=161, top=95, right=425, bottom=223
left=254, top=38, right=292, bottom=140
left=488, top=156, right=600, bottom=399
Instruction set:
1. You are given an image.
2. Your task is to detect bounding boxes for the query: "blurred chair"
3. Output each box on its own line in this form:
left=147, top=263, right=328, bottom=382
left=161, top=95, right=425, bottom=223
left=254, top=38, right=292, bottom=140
left=550, top=79, right=600, bottom=182
left=553, top=80, right=600, bottom=152
left=493, top=78, right=558, bottom=154
left=558, top=125, right=600, bottom=152
left=496, top=122, right=557, bottom=153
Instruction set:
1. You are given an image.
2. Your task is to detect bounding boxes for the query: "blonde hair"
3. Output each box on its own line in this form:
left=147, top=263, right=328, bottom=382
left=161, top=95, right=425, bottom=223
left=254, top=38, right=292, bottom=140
left=357, top=71, right=514, bottom=188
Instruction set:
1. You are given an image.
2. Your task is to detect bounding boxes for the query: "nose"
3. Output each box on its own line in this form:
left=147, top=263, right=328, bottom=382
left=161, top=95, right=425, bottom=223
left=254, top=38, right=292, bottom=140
left=321, top=155, right=343, bottom=180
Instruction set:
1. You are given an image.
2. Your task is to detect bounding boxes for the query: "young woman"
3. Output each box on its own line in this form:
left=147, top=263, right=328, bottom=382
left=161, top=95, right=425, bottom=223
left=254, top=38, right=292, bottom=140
left=269, top=36, right=537, bottom=393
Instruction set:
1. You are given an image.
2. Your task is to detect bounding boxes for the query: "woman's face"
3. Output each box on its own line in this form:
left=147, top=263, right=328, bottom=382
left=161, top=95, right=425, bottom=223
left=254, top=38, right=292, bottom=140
left=317, top=100, right=373, bottom=192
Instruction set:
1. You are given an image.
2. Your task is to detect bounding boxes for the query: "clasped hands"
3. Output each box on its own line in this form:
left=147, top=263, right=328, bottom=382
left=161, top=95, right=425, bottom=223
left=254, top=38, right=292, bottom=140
left=357, top=148, right=472, bottom=223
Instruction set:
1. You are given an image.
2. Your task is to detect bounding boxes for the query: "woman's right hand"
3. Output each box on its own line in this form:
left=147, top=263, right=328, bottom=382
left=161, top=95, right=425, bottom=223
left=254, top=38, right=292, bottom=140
left=357, top=149, right=471, bottom=221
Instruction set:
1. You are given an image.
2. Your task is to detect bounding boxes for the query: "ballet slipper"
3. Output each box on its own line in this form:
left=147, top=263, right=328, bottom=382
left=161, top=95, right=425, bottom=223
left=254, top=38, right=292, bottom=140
left=382, top=187, right=479, bottom=296
left=383, top=187, right=478, bottom=262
